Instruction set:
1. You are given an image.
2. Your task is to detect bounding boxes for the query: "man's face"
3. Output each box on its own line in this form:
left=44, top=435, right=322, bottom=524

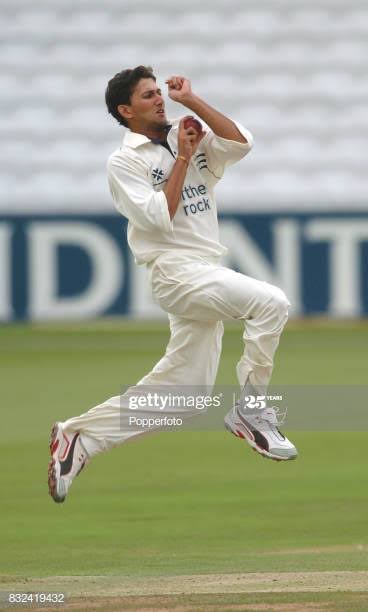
left=119, top=78, right=168, bottom=131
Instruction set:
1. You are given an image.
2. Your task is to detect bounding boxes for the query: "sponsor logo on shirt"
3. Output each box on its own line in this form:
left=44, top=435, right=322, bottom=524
left=181, top=183, right=211, bottom=216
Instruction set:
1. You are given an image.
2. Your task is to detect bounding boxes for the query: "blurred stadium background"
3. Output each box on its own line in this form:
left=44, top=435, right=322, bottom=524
left=1, top=0, right=367, bottom=322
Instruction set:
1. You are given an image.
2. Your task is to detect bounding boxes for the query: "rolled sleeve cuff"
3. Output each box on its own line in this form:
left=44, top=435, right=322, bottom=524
left=234, top=122, right=254, bottom=149
left=211, top=121, right=253, bottom=151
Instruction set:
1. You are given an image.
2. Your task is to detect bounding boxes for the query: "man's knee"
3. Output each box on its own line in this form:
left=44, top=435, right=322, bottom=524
left=268, top=286, right=290, bottom=322
left=258, top=283, right=290, bottom=322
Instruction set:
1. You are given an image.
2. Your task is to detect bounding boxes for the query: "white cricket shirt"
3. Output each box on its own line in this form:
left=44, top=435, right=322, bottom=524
left=107, top=117, right=253, bottom=264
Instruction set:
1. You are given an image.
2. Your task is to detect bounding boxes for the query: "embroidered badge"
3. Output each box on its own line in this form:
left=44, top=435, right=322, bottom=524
left=152, top=168, right=165, bottom=182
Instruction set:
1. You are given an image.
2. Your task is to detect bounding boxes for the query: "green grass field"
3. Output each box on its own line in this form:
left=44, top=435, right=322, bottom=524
left=1, top=320, right=368, bottom=610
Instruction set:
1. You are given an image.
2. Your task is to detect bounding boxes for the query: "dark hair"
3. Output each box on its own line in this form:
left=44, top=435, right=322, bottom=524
left=105, top=65, right=156, bottom=127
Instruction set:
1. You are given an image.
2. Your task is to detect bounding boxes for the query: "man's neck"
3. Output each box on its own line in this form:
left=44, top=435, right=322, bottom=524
left=129, top=123, right=170, bottom=142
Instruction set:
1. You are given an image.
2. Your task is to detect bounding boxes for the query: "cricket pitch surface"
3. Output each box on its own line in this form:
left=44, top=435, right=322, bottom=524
left=2, top=571, right=368, bottom=611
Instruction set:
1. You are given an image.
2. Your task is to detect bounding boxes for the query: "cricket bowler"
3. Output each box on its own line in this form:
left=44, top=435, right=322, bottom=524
left=48, top=66, right=297, bottom=504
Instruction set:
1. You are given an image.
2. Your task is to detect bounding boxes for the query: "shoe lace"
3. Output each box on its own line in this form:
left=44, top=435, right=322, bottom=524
left=236, top=401, right=287, bottom=428
left=260, top=406, right=287, bottom=427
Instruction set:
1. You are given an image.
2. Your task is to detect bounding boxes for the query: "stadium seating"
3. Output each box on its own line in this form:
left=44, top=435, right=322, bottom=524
left=1, top=0, right=367, bottom=212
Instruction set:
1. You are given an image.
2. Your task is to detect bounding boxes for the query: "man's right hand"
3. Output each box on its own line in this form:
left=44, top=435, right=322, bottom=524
left=178, top=116, right=205, bottom=163
left=163, top=117, right=205, bottom=220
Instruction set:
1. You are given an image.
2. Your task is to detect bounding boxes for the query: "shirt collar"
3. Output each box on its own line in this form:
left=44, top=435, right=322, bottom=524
left=123, top=124, right=172, bottom=149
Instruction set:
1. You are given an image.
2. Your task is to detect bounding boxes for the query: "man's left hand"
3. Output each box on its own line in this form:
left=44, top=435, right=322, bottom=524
left=165, top=76, right=193, bottom=105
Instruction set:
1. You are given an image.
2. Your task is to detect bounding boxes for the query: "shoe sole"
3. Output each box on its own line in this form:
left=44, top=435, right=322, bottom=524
left=48, top=422, right=66, bottom=503
left=224, top=416, right=297, bottom=462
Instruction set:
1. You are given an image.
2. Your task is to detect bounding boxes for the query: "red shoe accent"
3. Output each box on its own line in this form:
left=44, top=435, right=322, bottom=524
left=60, top=433, right=70, bottom=460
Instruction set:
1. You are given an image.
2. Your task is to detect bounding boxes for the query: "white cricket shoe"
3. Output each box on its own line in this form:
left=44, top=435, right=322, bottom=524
left=48, top=422, right=89, bottom=503
left=224, top=403, right=298, bottom=461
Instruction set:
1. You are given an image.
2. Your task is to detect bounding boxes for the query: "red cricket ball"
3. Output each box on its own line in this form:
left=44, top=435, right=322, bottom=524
left=183, top=116, right=202, bottom=134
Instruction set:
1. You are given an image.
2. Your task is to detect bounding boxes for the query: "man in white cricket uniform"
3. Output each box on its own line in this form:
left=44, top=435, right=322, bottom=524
left=48, top=66, right=297, bottom=504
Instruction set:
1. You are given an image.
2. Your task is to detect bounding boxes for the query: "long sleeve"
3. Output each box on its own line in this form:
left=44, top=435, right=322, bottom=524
left=107, top=153, right=173, bottom=233
left=200, top=122, right=253, bottom=183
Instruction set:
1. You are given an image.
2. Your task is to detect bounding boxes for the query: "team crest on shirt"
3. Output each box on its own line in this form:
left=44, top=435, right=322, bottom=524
left=195, top=152, right=208, bottom=170
left=151, top=168, right=165, bottom=184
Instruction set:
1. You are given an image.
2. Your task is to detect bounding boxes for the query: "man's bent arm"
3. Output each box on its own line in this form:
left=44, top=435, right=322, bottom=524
left=163, top=116, right=202, bottom=220
left=166, top=76, right=248, bottom=144
left=163, top=157, right=188, bottom=220
left=185, top=95, right=247, bottom=144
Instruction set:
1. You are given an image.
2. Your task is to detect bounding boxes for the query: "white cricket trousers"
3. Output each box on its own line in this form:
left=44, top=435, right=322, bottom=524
left=63, top=252, right=290, bottom=456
